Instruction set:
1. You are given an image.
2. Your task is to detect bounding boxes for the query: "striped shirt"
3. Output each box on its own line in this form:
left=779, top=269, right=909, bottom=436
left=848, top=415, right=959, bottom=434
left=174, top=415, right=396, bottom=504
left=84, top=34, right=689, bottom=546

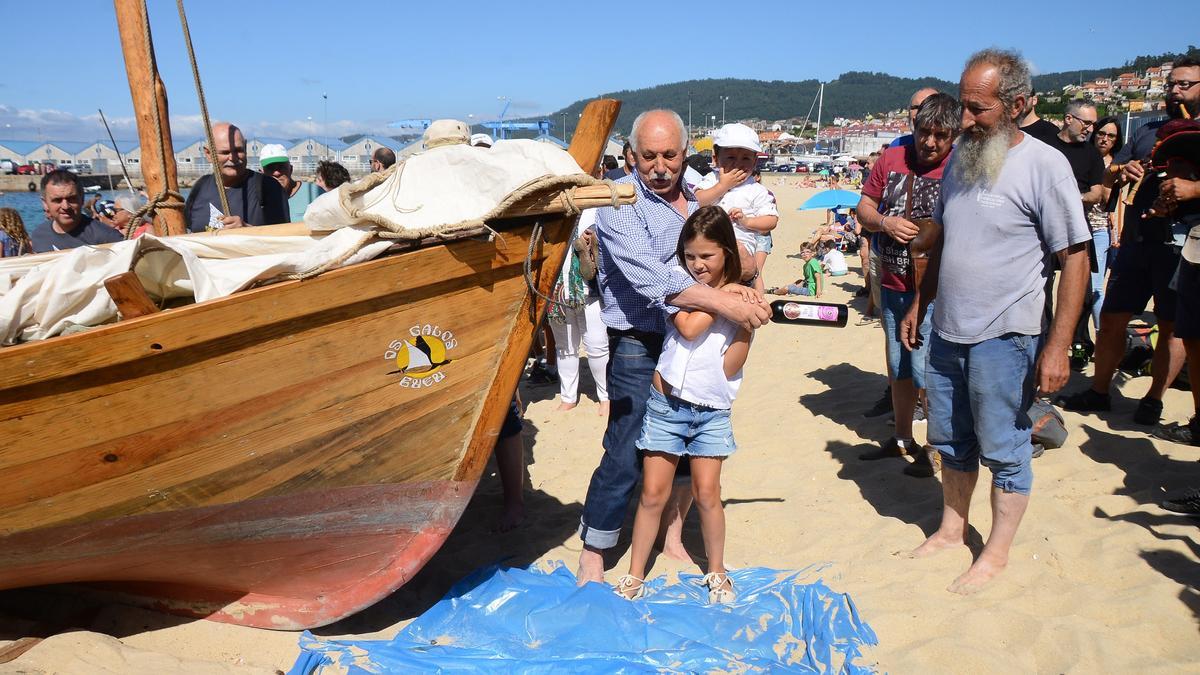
left=595, top=173, right=698, bottom=333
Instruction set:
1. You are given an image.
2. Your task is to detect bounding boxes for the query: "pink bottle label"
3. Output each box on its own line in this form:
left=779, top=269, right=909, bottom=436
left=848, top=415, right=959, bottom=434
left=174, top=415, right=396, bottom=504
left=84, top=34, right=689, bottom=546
left=782, top=302, right=837, bottom=322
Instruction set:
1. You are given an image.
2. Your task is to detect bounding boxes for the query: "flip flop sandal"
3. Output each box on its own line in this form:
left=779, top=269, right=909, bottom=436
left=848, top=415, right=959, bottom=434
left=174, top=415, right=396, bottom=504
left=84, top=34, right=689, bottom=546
left=614, top=574, right=646, bottom=600
left=702, top=572, right=736, bottom=604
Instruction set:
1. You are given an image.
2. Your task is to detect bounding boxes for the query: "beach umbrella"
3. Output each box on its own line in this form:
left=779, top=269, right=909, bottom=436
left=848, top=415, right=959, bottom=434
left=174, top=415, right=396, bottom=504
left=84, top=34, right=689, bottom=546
left=798, top=189, right=861, bottom=211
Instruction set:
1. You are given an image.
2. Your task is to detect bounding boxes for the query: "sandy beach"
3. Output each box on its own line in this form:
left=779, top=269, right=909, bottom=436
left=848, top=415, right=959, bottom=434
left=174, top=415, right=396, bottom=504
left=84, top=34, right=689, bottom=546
left=3, top=176, right=1198, bottom=673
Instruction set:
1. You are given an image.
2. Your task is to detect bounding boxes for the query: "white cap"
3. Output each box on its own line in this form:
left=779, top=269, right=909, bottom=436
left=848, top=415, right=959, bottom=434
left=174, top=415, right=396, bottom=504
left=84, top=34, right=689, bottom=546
left=258, top=143, right=289, bottom=168
left=712, top=123, right=762, bottom=153
left=423, top=120, right=471, bottom=149
left=469, top=133, right=494, bottom=148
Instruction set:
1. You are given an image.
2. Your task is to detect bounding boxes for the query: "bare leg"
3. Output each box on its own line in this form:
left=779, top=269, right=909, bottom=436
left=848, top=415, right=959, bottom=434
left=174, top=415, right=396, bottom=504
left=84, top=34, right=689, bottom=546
left=627, top=452, right=680, bottom=583
left=948, top=487, right=1030, bottom=594
left=690, top=457, right=728, bottom=579
left=1089, top=311, right=1134, bottom=393
left=657, top=483, right=695, bottom=564
left=908, top=466, right=976, bottom=558
left=1145, top=322, right=1184, bottom=400
left=892, top=377, right=918, bottom=441
left=556, top=401, right=578, bottom=411
left=493, top=432, right=526, bottom=532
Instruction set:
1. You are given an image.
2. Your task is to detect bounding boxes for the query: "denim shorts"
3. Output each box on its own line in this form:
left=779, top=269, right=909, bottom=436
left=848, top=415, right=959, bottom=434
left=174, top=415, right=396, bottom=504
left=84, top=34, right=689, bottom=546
left=926, top=332, right=1037, bottom=495
left=755, top=232, right=773, bottom=254
left=636, top=388, right=736, bottom=457
left=880, top=288, right=932, bottom=388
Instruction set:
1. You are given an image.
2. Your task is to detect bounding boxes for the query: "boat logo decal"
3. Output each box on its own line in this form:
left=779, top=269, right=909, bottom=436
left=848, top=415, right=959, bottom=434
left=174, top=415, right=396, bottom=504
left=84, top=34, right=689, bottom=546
left=386, top=324, right=457, bottom=389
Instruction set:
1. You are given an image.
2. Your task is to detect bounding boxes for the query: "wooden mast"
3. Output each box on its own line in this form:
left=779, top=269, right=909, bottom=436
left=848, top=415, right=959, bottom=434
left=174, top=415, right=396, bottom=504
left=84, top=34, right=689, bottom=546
left=113, top=0, right=186, bottom=236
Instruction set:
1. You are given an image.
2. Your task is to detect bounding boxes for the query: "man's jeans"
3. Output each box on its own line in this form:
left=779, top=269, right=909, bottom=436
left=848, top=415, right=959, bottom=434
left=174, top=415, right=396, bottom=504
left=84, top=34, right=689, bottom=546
left=578, top=330, right=663, bottom=549
left=926, top=332, right=1038, bottom=495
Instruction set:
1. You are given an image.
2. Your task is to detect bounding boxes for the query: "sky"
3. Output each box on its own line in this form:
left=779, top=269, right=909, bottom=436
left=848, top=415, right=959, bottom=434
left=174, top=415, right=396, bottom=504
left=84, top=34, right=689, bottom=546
left=1, top=0, right=1195, bottom=142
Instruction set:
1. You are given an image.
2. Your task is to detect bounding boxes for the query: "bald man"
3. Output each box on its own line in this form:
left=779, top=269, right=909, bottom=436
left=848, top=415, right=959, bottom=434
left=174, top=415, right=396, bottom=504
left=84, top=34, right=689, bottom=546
left=183, top=122, right=289, bottom=232
left=889, top=87, right=939, bottom=148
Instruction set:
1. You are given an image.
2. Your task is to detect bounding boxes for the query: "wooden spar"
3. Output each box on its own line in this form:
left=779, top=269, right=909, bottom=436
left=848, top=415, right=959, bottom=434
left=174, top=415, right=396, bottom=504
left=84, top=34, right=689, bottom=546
left=113, top=0, right=186, bottom=237
left=455, top=99, right=621, bottom=481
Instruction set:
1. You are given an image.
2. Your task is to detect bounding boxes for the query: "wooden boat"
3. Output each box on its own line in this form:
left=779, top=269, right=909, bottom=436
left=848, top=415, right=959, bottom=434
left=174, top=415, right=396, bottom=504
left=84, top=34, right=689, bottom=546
left=0, top=2, right=625, bottom=631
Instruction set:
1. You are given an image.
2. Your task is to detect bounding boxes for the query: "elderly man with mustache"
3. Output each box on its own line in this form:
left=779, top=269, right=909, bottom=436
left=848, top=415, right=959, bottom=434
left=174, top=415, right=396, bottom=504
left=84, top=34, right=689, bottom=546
left=899, top=49, right=1091, bottom=594
left=576, top=109, right=771, bottom=586
left=183, top=122, right=290, bottom=232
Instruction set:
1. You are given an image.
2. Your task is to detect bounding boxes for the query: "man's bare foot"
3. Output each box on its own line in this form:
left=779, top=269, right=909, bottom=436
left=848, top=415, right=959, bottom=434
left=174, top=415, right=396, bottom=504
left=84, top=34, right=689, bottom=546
left=905, top=532, right=967, bottom=559
left=947, top=555, right=1006, bottom=595
left=557, top=401, right=578, bottom=411
left=598, top=400, right=610, bottom=416
left=576, top=546, right=605, bottom=586
left=659, top=538, right=695, bottom=564
left=494, top=504, right=525, bottom=533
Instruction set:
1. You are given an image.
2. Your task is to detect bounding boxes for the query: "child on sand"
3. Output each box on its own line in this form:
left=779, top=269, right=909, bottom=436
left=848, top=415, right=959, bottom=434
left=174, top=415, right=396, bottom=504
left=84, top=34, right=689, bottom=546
left=692, top=123, right=778, bottom=293
left=766, top=246, right=824, bottom=298
left=615, top=206, right=755, bottom=604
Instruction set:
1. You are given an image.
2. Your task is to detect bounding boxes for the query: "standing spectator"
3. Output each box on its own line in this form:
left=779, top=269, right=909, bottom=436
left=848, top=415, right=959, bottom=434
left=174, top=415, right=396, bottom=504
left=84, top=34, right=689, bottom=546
left=576, top=110, right=770, bottom=586
left=1056, top=57, right=1200, bottom=426
left=184, top=123, right=289, bottom=232
left=259, top=143, right=322, bottom=222
left=605, top=141, right=636, bottom=180
left=30, top=170, right=123, bottom=252
left=315, top=160, right=351, bottom=191
left=857, top=93, right=960, bottom=478
left=901, top=49, right=1090, bottom=593
left=548, top=208, right=610, bottom=415
left=889, top=87, right=939, bottom=148
left=370, top=147, right=396, bottom=172
left=0, top=207, right=32, bottom=257
left=1018, top=95, right=1060, bottom=144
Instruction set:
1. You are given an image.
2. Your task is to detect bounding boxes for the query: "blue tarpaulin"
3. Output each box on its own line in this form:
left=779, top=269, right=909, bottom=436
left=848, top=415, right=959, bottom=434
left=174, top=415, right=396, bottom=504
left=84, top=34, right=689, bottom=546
left=289, top=564, right=878, bottom=674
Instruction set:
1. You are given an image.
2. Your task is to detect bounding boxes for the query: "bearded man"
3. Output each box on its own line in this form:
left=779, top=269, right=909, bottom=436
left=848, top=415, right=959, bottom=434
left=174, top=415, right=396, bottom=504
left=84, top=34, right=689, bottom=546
left=899, top=49, right=1091, bottom=594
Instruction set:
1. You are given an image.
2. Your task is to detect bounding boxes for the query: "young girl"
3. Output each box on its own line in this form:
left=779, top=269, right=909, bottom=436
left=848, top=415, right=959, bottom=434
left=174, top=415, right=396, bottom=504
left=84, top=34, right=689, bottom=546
left=614, top=206, right=754, bottom=604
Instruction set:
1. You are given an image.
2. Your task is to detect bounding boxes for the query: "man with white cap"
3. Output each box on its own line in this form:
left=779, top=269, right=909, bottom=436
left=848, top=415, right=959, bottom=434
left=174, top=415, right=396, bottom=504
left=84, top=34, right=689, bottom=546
left=259, top=143, right=323, bottom=222
left=692, top=123, right=778, bottom=290
left=183, top=122, right=289, bottom=232
left=470, top=133, right=495, bottom=148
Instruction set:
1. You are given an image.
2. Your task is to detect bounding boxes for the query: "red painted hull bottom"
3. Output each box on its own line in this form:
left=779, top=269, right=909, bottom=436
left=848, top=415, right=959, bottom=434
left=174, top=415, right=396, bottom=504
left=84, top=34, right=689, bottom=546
left=0, top=481, right=476, bottom=630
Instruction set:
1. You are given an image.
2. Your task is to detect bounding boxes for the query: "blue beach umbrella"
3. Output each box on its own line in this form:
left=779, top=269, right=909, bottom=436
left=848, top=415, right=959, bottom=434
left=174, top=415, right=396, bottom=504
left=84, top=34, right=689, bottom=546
left=798, top=189, right=861, bottom=211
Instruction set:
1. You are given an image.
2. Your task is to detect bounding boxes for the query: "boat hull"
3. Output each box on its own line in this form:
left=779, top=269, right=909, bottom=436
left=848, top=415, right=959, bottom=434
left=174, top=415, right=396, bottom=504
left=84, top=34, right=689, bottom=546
left=0, top=218, right=566, bottom=629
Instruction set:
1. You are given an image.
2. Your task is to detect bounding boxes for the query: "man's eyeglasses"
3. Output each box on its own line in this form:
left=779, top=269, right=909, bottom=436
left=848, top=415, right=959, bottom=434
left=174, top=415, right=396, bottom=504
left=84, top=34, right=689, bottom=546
left=1167, top=80, right=1198, bottom=91
left=1066, top=114, right=1096, bottom=129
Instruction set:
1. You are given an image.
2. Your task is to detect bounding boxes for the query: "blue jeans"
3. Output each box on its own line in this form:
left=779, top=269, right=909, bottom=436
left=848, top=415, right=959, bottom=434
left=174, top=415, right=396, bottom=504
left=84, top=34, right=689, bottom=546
left=880, top=288, right=932, bottom=389
left=926, top=333, right=1038, bottom=495
left=578, top=330, right=663, bottom=549
left=1089, top=227, right=1110, bottom=329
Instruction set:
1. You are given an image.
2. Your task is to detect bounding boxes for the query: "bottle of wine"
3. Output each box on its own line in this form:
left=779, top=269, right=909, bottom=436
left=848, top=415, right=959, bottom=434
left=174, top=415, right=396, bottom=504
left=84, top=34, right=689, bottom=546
left=770, top=299, right=848, bottom=327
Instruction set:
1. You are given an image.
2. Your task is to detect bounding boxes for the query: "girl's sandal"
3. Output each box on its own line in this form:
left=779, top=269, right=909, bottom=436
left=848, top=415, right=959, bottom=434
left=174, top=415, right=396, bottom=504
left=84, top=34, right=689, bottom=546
left=702, top=572, right=736, bottom=604
left=614, top=574, right=646, bottom=600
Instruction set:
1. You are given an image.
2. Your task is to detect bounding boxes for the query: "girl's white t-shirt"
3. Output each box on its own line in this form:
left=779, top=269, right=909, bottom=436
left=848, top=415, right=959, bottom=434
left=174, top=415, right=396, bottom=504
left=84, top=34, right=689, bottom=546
left=656, top=268, right=744, bottom=409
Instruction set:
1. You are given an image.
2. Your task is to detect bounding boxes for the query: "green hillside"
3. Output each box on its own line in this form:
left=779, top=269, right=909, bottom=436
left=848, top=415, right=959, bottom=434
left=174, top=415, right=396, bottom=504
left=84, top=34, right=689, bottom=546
left=543, top=46, right=1198, bottom=138
left=549, top=73, right=954, bottom=137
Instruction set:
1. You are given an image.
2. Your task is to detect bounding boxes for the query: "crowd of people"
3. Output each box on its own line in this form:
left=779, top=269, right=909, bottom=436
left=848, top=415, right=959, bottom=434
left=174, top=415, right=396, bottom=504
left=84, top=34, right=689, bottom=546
left=2, top=48, right=1198, bottom=600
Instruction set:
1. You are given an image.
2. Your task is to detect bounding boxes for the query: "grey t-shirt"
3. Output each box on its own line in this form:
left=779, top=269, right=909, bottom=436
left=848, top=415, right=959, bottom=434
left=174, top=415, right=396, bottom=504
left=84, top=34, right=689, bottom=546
left=933, top=134, right=1091, bottom=344
left=30, top=215, right=124, bottom=253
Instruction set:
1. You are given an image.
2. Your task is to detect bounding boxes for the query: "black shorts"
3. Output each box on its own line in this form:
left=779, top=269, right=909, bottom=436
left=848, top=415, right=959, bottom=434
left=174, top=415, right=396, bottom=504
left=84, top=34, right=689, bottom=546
left=1101, top=241, right=1181, bottom=322
left=499, top=398, right=523, bottom=439
left=1173, top=260, right=1200, bottom=340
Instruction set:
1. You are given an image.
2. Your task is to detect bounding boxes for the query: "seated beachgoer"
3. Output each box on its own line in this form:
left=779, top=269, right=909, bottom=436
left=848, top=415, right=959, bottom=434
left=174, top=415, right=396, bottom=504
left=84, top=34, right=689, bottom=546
left=822, top=244, right=848, bottom=276
left=767, top=247, right=823, bottom=297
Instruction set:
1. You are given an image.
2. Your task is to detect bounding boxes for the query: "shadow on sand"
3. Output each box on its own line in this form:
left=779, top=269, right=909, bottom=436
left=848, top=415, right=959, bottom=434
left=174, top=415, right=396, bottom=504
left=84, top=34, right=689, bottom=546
left=1078, top=424, right=1200, bottom=622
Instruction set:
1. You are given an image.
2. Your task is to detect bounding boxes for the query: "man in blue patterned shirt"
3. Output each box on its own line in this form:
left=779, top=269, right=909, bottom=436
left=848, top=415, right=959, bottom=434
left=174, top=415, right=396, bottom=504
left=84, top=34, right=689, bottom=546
left=577, top=109, right=771, bottom=585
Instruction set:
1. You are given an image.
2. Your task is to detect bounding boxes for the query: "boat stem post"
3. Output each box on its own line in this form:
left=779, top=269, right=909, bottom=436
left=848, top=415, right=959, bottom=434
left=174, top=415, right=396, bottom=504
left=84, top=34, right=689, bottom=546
left=114, top=0, right=187, bottom=237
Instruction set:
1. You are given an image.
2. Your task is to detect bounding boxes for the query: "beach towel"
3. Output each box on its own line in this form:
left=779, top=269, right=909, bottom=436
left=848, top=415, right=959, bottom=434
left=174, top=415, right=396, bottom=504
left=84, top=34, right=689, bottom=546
left=289, top=563, right=878, bottom=674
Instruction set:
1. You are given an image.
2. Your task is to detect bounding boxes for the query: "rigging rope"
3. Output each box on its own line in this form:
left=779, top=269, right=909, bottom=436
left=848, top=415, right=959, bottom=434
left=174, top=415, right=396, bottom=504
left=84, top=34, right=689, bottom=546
left=174, top=0, right=230, bottom=226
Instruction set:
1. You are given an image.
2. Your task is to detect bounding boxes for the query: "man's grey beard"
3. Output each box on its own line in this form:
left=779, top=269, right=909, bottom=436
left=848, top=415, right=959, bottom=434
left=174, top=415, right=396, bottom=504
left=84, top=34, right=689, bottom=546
left=953, top=120, right=1015, bottom=187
